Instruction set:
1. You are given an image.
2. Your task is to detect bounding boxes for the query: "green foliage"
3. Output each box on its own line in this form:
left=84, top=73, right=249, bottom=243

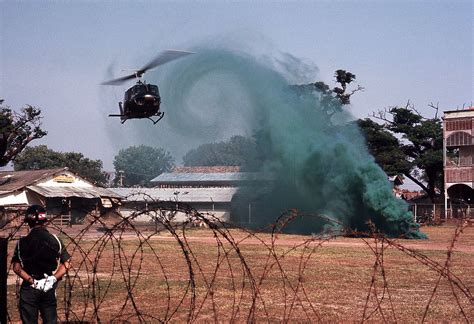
left=0, top=104, right=47, bottom=166
left=14, top=145, right=108, bottom=186
left=183, top=135, right=257, bottom=168
left=293, top=69, right=363, bottom=116
left=357, top=118, right=412, bottom=176
left=113, top=145, right=174, bottom=187
left=298, top=70, right=442, bottom=200
left=333, top=69, right=358, bottom=105
left=358, top=104, right=443, bottom=201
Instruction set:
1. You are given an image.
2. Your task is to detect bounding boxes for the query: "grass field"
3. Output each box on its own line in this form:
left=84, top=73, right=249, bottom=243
left=6, top=222, right=474, bottom=322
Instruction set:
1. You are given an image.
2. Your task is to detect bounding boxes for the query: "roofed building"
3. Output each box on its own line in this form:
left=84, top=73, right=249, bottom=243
left=0, top=168, right=121, bottom=225
left=110, top=187, right=238, bottom=223
left=443, top=107, right=474, bottom=218
left=111, top=166, right=273, bottom=224
left=151, top=166, right=273, bottom=188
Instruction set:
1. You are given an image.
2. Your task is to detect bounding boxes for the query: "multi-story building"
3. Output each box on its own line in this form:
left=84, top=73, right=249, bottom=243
left=443, top=108, right=474, bottom=218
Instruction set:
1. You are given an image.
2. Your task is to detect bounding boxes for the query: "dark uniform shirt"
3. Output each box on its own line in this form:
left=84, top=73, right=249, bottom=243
left=12, top=227, right=70, bottom=283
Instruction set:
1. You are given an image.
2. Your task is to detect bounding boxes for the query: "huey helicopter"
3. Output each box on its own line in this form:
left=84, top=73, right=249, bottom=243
left=102, top=50, right=194, bottom=124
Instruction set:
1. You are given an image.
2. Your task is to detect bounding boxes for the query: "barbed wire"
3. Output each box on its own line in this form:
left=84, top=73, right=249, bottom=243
left=1, top=197, right=472, bottom=322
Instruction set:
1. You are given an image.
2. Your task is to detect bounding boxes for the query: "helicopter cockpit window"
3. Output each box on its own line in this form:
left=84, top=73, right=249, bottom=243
left=133, top=84, right=147, bottom=95
left=149, top=85, right=159, bottom=94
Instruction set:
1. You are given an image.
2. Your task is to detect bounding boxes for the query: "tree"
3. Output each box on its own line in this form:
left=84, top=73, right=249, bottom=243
left=293, top=69, right=363, bottom=116
left=359, top=102, right=443, bottom=201
left=300, top=72, right=443, bottom=201
left=299, top=73, right=443, bottom=201
left=0, top=103, right=47, bottom=166
left=356, top=118, right=411, bottom=176
left=183, top=135, right=258, bottom=167
left=14, top=145, right=109, bottom=186
left=61, top=152, right=109, bottom=186
left=113, top=145, right=174, bottom=187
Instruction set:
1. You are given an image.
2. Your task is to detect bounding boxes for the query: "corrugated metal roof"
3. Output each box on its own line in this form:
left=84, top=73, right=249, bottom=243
left=173, top=166, right=241, bottom=173
left=151, top=172, right=273, bottom=183
left=110, top=187, right=239, bottom=203
left=0, top=168, right=67, bottom=192
left=27, top=185, right=122, bottom=199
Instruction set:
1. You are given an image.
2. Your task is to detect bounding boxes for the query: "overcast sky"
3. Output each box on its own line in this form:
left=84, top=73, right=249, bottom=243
left=1, top=0, right=472, bottom=173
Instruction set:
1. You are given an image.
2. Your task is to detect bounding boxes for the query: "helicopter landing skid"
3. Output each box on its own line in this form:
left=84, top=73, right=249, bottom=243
left=108, top=112, right=164, bottom=125
left=108, top=114, right=128, bottom=124
left=149, top=112, right=164, bottom=125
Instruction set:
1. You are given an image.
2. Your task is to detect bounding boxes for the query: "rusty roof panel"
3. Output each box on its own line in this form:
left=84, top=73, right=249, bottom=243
left=110, top=187, right=238, bottom=203
left=173, top=166, right=241, bottom=173
left=27, top=185, right=122, bottom=199
left=0, top=168, right=67, bottom=192
left=151, top=172, right=274, bottom=183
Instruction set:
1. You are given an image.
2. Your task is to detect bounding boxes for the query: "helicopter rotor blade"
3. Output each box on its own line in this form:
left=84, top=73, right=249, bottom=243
left=101, top=74, right=137, bottom=86
left=101, top=50, right=194, bottom=86
left=138, top=50, right=195, bottom=74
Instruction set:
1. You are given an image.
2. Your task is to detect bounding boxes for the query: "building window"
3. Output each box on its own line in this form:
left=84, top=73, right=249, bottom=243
left=446, top=131, right=473, bottom=146
left=446, top=119, right=472, bottom=131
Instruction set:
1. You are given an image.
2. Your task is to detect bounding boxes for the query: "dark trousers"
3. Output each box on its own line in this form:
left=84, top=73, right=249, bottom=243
left=19, top=284, right=57, bottom=324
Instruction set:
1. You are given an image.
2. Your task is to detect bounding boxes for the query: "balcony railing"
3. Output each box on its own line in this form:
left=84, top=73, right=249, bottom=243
left=445, top=156, right=474, bottom=166
left=445, top=166, right=474, bottom=183
left=411, top=203, right=474, bottom=222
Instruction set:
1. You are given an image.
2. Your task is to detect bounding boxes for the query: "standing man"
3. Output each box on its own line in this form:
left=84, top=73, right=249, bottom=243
left=11, top=205, right=71, bottom=324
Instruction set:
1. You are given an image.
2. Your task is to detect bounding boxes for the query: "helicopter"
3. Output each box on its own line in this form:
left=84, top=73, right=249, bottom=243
left=102, top=50, right=194, bottom=124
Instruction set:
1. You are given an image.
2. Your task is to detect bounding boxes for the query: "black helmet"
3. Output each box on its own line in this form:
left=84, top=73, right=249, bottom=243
left=25, top=205, right=47, bottom=227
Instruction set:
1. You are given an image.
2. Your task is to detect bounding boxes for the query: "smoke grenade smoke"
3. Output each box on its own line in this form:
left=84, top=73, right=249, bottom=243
left=117, top=46, right=425, bottom=239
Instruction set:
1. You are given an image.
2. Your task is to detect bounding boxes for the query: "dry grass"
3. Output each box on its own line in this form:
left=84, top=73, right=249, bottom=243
left=6, top=223, right=474, bottom=322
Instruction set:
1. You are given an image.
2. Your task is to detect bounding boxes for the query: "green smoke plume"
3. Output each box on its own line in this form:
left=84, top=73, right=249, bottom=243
left=144, top=47, right=425, bottom=239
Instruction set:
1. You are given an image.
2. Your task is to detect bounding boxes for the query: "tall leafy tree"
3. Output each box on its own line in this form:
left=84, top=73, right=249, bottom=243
left=293, top=69, right=363, bottom=116
left=297, top=73, right=443, bottom=201
left=14, top=145, right=109, bottom=186
left=183, top=135, right=257, bottom=167
left=356, top=118, right=411, bottom=176
left=359, top=103, right=443, bottom=201
left=0, top=103, right=47, bottom=166
left=113, top=145, right=174, bottom=187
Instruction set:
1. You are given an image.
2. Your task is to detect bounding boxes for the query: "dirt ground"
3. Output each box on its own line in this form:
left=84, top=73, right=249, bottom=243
left=5, top=222, right=474, bottom=322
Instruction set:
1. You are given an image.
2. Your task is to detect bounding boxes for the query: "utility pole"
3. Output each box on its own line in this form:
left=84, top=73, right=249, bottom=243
left=118, top=170, right=125, bottom=187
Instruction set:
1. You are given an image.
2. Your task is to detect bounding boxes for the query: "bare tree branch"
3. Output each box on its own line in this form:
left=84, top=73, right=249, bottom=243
left=428, top=102, right=440, bottom=119
left=0, top=104, right=47, bottom=166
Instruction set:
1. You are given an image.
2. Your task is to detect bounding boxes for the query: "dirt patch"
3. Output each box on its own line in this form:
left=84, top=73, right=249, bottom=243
left=5, top=223, right=473, bottom=322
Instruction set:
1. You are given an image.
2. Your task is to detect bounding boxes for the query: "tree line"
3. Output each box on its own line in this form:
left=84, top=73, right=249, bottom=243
left=0, top=72, right=445, bottom=200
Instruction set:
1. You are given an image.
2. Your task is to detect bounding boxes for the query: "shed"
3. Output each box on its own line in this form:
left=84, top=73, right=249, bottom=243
left=110, top=187, right=238, bottom=223
left=115, top=167, right=274, bottom=224
left=0, top=168, right=121, bottom=225
left=151, top=166, right=274, bottom=188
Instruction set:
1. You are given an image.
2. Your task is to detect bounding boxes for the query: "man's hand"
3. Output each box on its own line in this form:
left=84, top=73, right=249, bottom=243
left=42, top=274, right=57, bottom=292
left=32, top=278, right=47, bottom=291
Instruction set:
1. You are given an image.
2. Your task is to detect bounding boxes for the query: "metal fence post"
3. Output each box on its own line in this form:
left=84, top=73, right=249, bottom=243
left=414, top=204, right=417, bottom=223
left=0, top=237, right=7, bottom=324
left=248, top=203, right=252, bottom=224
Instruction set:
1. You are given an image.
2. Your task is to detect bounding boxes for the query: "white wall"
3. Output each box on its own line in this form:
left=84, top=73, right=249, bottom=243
left=0, top=191, right=27, bottom=205
left=119, top=208, right=230, bottom=223
left=38, top=171, right=93, bottom=188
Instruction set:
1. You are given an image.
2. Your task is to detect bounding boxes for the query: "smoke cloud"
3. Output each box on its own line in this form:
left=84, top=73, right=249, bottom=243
left=108, top=46, right=424, bottom=239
